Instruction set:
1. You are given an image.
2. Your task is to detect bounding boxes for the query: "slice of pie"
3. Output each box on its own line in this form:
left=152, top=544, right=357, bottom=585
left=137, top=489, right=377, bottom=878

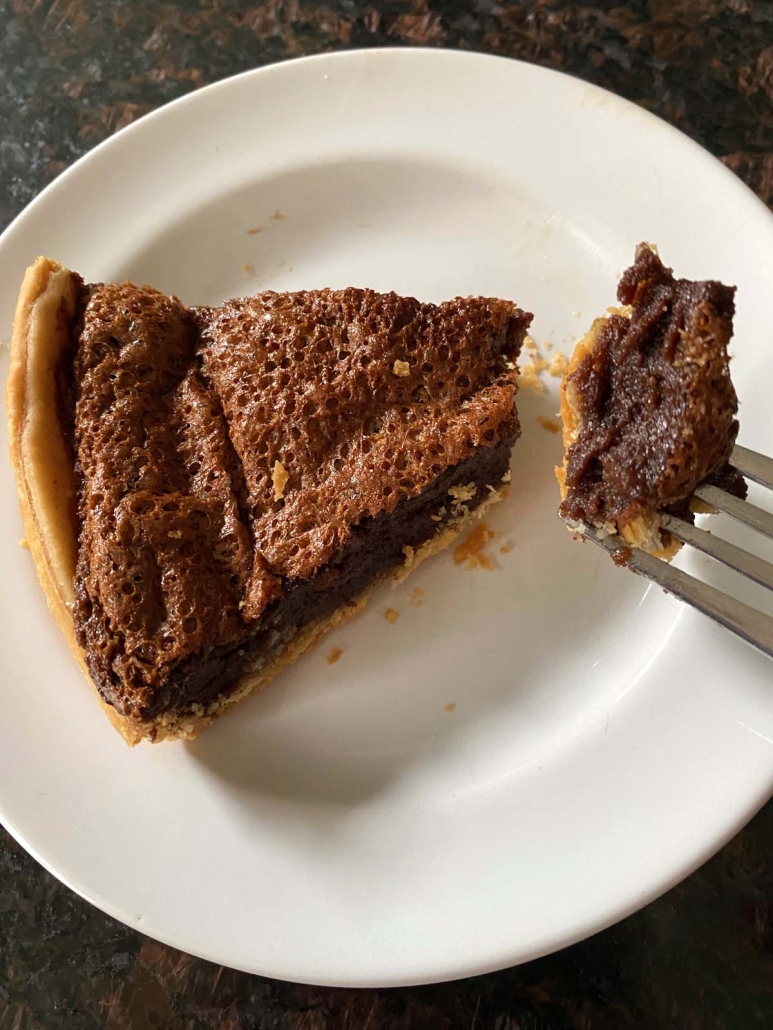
left=556, top=244, right=745, bottom=557
left=8, top=257, right=531, bottom=744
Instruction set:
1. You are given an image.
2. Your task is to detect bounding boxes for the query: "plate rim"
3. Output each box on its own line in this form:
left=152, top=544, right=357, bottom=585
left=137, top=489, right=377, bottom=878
left=2, top=47, right=771, bottom=257
left=1, top=46, right=773, bottom=987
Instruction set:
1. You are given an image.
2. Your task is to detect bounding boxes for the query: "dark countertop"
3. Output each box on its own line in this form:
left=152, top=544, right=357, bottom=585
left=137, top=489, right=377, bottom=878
left=1, top=2, right=772, bottom=1027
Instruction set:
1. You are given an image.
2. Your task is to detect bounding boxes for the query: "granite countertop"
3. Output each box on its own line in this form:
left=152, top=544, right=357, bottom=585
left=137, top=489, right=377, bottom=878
left=2, top=1, right=773, bottom=1027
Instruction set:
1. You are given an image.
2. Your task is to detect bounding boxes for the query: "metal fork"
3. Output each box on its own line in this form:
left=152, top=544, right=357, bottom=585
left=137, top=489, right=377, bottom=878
left=567, top=444, right=773, bottom=659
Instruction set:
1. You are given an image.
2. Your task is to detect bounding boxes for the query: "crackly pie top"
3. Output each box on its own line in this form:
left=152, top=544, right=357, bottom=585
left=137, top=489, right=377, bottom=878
left=70, top=282, right=530, bottom=719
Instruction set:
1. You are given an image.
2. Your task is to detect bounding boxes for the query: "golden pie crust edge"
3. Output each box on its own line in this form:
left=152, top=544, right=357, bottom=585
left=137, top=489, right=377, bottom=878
left=7, top=256, right=508, bottom=746
left=7, top=256, right=144, bottom=743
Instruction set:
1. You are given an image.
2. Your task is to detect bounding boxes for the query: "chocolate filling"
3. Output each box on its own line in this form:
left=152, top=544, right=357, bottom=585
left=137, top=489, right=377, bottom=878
left=149, top=441, right=512, bottom=721
left=65, top=280, right=529, bottom=730
left=560, top=245, right=744, bottom=530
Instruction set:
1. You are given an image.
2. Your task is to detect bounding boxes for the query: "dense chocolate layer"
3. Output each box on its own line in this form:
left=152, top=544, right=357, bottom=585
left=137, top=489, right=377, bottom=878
left=148, top=441, right=512, bottom=722
left=68, top=282, right=528, bottom=727
left=560, top=245, right=743, bottom=528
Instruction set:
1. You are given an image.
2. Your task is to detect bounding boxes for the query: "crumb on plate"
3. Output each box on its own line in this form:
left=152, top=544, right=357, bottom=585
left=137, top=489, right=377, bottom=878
left=549, top=352, right=570, bottom=377
left=537, top=416, right=561, bottom=434
left=454, top=522, right=495, bottom=571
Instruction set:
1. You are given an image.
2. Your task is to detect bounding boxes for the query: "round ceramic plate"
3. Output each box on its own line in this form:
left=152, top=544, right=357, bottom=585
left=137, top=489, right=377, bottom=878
left=1, top=49, right=772, bottom=988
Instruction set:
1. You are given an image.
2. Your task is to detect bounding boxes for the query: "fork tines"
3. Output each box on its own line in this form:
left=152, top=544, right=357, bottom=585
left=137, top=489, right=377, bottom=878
left=572, top=444, right=773, bottom=659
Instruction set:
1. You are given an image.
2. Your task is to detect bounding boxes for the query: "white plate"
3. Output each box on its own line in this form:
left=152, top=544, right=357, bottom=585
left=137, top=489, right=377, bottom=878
left=1, top=49, right=773, bottom=988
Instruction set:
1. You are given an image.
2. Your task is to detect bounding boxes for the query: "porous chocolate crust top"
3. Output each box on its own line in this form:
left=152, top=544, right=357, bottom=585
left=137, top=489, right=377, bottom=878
left=70, top=282, right=530, bottom=725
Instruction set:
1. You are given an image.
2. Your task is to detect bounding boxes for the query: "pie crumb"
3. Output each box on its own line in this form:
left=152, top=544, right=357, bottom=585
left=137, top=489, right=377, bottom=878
left=241, top=263, right=256, bottom=275
left=444, top=702, right=456, bottom=713
left=18, top=538, right=29, bottom=549
left=384, top=607, right=399, bottom=624
left=500, top=541, right=513, bottom=555
left=272, top=460, right=290, bottom=501
left=549, top=352, right=570, bottom=377
left=411, top=587, right=424, bottom=607
left=454, top=522, right=495, bottom=570
left=522, top=354, right=549, bottom=376
left=448, top=483, right=477, bottom=503
left=448, top=483, right=477, bottom=519
left=392, top=359, right=410, bottom=377
left=537, top=416, right=561, bottom=434
left=326, top=647, right=343, bottom=665
left=518, top=369, right=546, bottom=394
